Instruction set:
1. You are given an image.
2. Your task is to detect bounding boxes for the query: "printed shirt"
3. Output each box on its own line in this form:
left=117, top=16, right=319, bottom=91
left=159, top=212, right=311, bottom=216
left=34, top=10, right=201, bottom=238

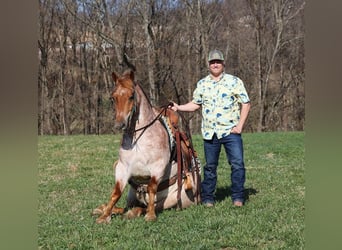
left=192, top=73, right=250, bottom=140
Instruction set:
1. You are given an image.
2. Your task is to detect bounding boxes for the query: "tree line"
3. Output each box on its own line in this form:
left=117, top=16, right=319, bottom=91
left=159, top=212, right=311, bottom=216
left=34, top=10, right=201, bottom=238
left=38, top=0, right=305, bottom=135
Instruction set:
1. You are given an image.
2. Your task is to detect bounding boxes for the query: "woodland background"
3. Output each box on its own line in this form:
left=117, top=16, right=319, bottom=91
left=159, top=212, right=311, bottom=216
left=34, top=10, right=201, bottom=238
left=38, top=0, right=305, bottom=135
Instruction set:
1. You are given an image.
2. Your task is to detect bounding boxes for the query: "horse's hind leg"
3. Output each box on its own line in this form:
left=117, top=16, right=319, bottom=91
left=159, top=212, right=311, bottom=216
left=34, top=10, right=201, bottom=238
left=124, top=207, right=146, bottom=219
left=92, top=204, right=124, bottom=216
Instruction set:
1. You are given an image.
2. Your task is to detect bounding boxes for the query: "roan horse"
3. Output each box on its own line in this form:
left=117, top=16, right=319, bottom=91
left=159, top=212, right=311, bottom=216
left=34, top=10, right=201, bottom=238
left=92, top=69, right=201, bottom=223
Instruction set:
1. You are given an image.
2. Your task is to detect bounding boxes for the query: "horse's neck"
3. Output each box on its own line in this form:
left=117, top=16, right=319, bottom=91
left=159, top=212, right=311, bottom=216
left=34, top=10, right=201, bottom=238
left=121, top=85, right=154, bottom=150
left=135, top=85, right=154, bottom=126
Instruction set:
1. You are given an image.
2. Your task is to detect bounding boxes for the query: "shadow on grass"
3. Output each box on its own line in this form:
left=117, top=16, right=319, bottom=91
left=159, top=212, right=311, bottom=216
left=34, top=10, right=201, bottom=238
left=215, top=186, right=258, bottom=203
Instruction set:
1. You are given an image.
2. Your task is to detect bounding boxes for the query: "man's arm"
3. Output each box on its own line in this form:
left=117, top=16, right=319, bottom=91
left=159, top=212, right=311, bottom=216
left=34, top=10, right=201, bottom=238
left=170, top=101, right=200, bottom=112
left=231, top=102, right=251, bottom=134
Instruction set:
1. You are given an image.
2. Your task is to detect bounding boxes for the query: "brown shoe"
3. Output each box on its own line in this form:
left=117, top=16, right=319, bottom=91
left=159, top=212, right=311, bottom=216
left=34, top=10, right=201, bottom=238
left=233, top=201, right=243, bottom=207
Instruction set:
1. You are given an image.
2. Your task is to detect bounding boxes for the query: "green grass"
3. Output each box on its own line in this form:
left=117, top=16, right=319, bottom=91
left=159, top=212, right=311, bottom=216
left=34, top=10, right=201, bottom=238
left=38, top=132, right=304, bottom=249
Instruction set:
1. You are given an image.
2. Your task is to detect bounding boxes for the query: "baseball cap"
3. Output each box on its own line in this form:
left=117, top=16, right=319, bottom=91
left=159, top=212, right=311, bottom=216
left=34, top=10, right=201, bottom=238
left=208, top=49, right=224, bottom=62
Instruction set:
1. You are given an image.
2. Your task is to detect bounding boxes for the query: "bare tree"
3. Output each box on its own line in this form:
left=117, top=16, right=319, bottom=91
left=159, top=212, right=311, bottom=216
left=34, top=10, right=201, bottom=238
left=38, top=0, right=57, bottom=135
left=247, top=0, right=304, bottom=131
left=38, top=0, right=305, bottom=135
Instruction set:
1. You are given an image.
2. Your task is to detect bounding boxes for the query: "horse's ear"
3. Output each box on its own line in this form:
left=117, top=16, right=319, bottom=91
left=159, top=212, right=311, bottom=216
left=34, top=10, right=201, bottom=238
left=129, top=70, right=134, bottom=82
left=123, top=69, right=134, bottom=82
left=112, top=72, right=118, bottom=83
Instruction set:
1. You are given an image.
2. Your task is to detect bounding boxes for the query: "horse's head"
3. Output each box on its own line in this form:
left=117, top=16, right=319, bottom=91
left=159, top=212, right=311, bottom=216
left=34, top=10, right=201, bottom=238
left=111, top=70, right=136, bottom=130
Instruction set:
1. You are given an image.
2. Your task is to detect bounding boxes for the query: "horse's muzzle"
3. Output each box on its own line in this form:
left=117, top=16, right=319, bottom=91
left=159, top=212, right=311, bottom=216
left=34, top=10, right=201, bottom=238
left=114, top=122, right=126, bottom=130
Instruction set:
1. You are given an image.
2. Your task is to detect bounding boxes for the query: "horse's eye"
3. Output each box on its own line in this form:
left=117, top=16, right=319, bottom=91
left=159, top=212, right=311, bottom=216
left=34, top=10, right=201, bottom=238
left=129, top=95, right=135, bottom=101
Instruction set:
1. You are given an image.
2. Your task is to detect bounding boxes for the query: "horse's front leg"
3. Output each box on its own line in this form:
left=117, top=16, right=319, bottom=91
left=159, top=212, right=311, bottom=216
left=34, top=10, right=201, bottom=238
left=145, top=176, right=158, bottom=221
left=94, top=181, right=125, bottom=224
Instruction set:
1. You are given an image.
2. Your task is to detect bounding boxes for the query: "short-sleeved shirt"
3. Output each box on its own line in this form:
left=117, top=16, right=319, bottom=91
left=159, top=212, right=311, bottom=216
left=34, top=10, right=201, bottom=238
left=192, top=73, right=250, bottom=140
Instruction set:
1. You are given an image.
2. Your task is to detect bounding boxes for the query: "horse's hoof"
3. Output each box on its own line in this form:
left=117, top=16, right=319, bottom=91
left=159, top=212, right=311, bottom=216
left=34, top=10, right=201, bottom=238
left=91, top=204, right=106, bottom=216
left=96, top=215, right=111, bottom=224
left=144, top=214, right=157, bottom=222
left=122, top=210, right=134, bottom=219
left=91, top=208, right=104, bottom=216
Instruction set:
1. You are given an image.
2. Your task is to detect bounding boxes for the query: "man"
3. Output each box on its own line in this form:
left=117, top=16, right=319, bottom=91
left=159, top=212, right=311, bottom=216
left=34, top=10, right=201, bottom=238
left=170, top=49, right=251, bottom=207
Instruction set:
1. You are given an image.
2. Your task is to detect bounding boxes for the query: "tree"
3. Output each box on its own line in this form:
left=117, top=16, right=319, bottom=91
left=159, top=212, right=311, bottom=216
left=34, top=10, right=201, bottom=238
left=38, top=0, right=57, bottom=135
left=38, top=0, right=305, bottom=135
left=247, top=0, right=305, bottom=131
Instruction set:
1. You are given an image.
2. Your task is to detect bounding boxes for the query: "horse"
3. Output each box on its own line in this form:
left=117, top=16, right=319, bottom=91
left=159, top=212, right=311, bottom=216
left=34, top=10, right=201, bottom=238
left=92, top=69, right=201, bottom=223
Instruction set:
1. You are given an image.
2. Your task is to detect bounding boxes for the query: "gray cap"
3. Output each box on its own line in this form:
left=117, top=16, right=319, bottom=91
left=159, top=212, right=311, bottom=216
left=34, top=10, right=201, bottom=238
left=208, top=49, right=224, bottom=62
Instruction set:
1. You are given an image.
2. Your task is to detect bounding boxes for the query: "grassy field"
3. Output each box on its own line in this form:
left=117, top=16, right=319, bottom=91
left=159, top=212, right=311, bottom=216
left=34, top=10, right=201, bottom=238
left=38, top=132, right=304, bottom=249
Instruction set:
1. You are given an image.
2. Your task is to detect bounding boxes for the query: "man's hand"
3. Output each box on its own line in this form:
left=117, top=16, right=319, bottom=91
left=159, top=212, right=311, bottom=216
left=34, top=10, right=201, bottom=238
left=168, top=102, right=178, bottom=111
left=231, top=125, right=242, bottom=134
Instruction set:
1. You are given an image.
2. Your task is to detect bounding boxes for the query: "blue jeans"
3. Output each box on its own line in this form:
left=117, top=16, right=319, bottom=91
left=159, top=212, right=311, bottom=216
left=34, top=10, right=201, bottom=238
left=201, top=133, right=245, bottom=204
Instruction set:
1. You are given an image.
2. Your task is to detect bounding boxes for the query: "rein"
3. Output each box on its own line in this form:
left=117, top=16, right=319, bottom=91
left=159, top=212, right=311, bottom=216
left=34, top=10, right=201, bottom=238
left=125, top=84, right=172, bottom=146
left=133, top=105, right=170, bottom=133
left=128, top=105, right=169, bottom=148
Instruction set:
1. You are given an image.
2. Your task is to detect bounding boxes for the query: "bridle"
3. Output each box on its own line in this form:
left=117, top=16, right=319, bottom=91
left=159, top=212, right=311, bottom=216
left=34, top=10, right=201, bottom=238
left=134, top=105, right=171, bottom=133
left=116, top=82, right=172, bottom=146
